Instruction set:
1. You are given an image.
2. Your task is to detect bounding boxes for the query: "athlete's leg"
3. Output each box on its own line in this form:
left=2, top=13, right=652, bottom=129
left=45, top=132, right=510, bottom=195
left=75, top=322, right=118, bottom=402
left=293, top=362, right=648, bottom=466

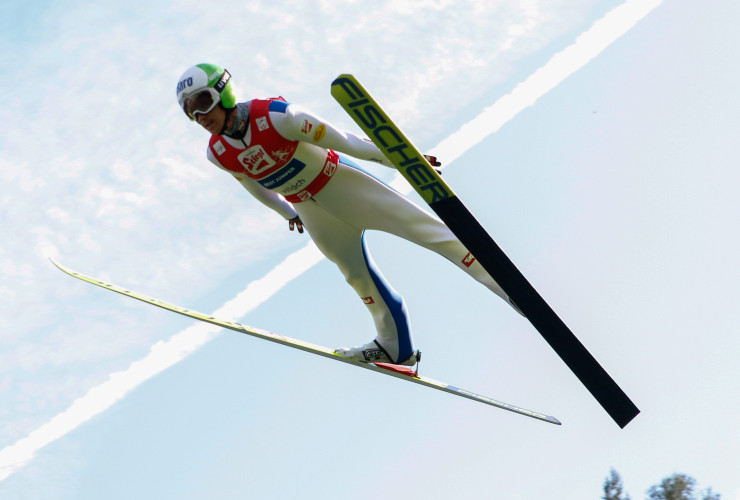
left=295, top=200, right=416, bottom=363
left=313, top=164, right=517, bottom=310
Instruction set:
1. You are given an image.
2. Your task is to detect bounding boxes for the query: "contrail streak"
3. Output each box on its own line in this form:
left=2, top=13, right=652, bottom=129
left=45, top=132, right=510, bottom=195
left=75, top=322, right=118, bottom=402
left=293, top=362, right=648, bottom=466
left=0, top=0, right=663, bottom=482
left=0, top=244, right=324, bottom=482
left=429, top=0, right=664, bottom=167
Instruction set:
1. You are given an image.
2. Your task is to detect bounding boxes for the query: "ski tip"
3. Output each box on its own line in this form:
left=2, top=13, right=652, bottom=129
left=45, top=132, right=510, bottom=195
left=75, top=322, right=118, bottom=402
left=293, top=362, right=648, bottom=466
left=49, top=257, right=74, bottom=276
left=330, top=74, right=362, bottom=95
left=332, top=73, right=354, bottom=82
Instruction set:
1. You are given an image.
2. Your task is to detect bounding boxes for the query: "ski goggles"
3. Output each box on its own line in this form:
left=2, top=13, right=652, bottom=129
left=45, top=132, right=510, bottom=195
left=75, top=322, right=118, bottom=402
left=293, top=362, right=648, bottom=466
left=181, top=70, right=231, bottom=120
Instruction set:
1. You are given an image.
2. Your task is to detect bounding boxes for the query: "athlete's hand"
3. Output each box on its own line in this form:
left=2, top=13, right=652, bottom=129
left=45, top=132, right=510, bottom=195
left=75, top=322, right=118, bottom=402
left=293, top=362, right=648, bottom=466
left=288, top=216, right=304, bottom=234
left=424, top=155, right=442, bottom=175
left=423, top=155, right=441, bottom=167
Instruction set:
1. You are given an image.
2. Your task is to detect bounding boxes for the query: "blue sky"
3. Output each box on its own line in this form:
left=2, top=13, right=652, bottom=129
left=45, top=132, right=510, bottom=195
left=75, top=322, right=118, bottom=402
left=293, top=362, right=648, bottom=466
left=1, top=0, right=739, bottom=499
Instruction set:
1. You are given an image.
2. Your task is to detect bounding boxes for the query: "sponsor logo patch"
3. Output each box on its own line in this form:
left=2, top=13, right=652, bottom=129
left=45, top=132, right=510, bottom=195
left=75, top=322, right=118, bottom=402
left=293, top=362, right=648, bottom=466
left=323, top=157, right=337, bottom=176
left=313, top=124, right=327, bottom=142
left=237, top=144, right=276, bottom=176
left=283, top=178, right=306, bottom=193
left=362, top=349, right=385, bottom=361
left=213, top=140, right=226, bottom=156
left=362, top=296, right=375, bottom=305
left=272, top=149, right=290, bottom=162
left=256, top=116, right=269, bottom=131
left=462, top=252, right=476, bottom=268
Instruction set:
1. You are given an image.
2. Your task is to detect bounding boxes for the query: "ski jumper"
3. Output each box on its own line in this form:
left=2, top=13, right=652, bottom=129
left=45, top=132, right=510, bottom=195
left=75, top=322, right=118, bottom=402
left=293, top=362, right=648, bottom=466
left=206, top=98, right=511, bottom=363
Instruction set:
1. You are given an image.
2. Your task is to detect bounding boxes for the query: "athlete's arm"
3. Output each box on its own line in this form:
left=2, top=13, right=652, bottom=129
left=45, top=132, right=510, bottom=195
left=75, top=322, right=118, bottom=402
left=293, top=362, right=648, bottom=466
left=207, top=148, right=298, bottom=220
left=271, top=104, right=395, bottom=168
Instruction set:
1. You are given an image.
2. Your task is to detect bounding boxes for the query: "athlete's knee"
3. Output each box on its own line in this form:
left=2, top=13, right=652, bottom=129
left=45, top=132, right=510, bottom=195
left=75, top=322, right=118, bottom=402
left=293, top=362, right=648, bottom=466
left=343, top=267, right=370, bottom=291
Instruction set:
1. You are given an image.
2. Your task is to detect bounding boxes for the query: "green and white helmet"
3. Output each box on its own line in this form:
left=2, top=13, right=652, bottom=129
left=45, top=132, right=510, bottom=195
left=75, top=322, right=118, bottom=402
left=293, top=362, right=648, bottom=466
left=176, top=63, right=236, bottom=120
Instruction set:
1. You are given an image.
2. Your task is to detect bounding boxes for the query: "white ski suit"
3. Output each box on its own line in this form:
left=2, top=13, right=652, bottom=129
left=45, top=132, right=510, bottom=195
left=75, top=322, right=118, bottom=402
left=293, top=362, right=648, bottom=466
left=206, top=98, right=510, bottom=363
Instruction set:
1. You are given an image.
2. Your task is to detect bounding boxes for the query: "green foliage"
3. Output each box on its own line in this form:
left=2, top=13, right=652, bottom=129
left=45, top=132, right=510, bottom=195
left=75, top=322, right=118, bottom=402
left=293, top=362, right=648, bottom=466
left=647, top=474, right=696, bottom=500
left=701, top=488, right=721, bottom=500
left=603, top=468, right=631, bottom=500
left=602, top=470, right=720, bottom=500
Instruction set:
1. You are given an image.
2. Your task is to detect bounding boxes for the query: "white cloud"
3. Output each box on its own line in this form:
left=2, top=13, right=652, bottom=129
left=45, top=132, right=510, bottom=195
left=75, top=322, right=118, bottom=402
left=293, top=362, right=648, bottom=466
left=49, top=156, right=86, bottom=180
left=0, top=1, right=602, bottom=417
left=0, top=0, right=664, bottom=483
left=76, top=232, right=101, bottom=253
left=110, top=159, right=135, bottom=181
left=0, top=159, right=45, bottom=193
left=0, top=260, right=33, bottom=279
left=45, top=207, right=72, bottom=224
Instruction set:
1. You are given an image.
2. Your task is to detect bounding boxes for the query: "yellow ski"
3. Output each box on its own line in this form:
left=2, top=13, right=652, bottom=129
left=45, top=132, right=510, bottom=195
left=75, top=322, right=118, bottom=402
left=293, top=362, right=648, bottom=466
left=51, top=258, right=560, bottom=425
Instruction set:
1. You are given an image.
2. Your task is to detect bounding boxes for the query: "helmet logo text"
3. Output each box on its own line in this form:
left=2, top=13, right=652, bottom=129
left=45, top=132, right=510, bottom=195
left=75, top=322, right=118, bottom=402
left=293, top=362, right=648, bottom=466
left=176, top=77, right=194, bottom=94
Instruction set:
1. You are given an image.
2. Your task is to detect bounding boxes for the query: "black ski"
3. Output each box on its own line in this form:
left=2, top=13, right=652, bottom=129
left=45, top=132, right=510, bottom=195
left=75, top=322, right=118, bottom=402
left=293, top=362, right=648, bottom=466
left=331, top=74, right=639, bottom=428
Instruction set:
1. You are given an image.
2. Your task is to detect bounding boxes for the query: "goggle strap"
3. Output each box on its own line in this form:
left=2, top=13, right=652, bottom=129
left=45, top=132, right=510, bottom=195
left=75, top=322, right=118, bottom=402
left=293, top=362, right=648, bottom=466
left=214, top=70, right=231, bottom=93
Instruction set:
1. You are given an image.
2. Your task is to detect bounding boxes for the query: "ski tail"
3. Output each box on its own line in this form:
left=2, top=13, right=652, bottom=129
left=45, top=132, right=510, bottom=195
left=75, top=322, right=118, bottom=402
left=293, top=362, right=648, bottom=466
left=331, top=74, right=638, bottom=428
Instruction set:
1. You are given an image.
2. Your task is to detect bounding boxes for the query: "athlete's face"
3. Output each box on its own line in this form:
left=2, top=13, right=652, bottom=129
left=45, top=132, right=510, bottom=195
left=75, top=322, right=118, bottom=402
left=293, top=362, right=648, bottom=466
left=195, top=105, right=226, bottom=135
